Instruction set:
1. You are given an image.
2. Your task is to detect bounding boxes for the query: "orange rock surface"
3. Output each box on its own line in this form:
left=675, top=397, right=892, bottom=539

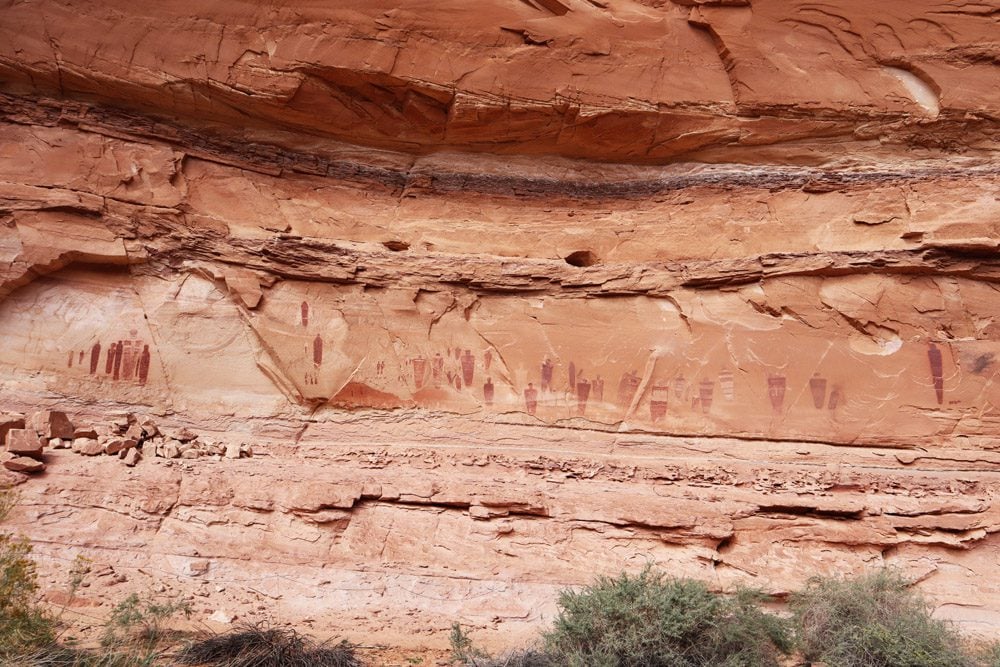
left=0, top=0, right=999, bottom=655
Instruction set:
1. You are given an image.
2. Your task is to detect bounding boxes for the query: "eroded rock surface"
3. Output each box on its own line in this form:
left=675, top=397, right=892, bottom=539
left=0, top=0, right=999, bottom=652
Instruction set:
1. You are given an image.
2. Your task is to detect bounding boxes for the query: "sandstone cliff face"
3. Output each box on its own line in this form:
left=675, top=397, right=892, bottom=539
left=1, top=0, right=999, bottom=652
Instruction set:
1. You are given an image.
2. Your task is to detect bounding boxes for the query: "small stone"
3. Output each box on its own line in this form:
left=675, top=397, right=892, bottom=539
left=30, top=411, right=75, bottom=440
left=239, top=444, right=253, bottom=458
left=72, top=438, right=104, bottom=456
left=48, top=438, right=63, bottom=449
left=181, top=448, right=201, bottom=460
left=209, top=609, right=235, bottom=624
left=124, top=423, right=145, bottom=441
left=122, top=449, right=141, bottom=467
left=4, top=456, right=45, bottom=473
left=186, top=559, right=210, bottom=576
left=72, top=426, right=98, bottom=439
left=7, top=429, right=44, bottom=460
left=224, top=443, right=241, bottom=459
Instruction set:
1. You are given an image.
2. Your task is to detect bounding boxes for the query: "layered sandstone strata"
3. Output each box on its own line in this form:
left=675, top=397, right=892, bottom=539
left=0, top=0, right=999, bottom=654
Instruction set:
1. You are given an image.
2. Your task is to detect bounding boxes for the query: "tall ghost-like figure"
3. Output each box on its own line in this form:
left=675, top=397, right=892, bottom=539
left=90, top=343, right=101, bottom=374
left=112, top=341, right=123, bottom=380
left=461, top=350, right=475, bottom=387
left=927, top=342, right=944, bottom=405
left=301, top=301, right=310, bottom=328
left=313, top=334, right=323, bottom=367
left=541, top=358, right=554, bottom=392
left=767, top=375, right=787, bottom=414
left=524, top=383, right=539, bottom=416
left=138, top=345, right=151, bottom=384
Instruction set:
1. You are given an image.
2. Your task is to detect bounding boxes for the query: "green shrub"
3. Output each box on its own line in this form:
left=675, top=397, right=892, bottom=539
left=100, top=591, right=191, bottom=653
left=541, top=566, right=790, bottom=667
left=791, top=569, right=972, bottom=667
left=175, top=622, right=364, bottom=666
left=979, top=642, right=1000, bottom=667
left=0, top=489, right=57, bottom=656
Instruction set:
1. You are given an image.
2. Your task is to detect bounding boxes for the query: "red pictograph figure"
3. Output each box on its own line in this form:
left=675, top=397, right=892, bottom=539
left=568, top=361, right=577, bottom=394
left=301, top=301, right=309, bottom=328
left=698, top=380, right=714, bottom=414
left=411, top=357, right=427, bottom=389
left=576, top=378, right=591, bottom=415
left=828, top=386, right=842, bottom=410
left=809, top=374, right=827, bottom=409
left=105, top=344, right=115, bottom=374
left=432, top=353, right=445, bottom=386
left=484, top=350, right=493, bottom=372
left=649, top=383, right=669, bottom=421
left=483, top=378, right=495, bottom=406
left=67, top=351, right=74, bottom=368
left=767, top=375, right=787, bottom=414
left=461, top=349, right=475, bottom=387
left=122, top=337, right=136, bottom=380
left=313, top=334, right=323, bottom=367
left=673, top=375, right=687, bottom=400
left=138, top=345, right=151, bottom=385
left=618, top=370, right=640, bottom=409
left=718, top=369, right=735, bottom=401
left=112, top=341, right=123, bottom=380
left=524, top=383, right=539, bottom=416
left=541, top=358, right=554, bottom=392
left=927, top=342, right=944, bottom=405
left=593, top=376, right=604, bottom=402
left=79, top=351, right=85, bottom=364
left=90, top=343, right=101, bottom=375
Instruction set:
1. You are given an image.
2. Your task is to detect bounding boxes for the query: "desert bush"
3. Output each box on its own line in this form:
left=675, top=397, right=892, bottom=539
left=541, top=566, right=790, bottom=667
left=979, top=642, right=1000, bottom=667
left=790, top=568, right=972, bottom=667
left=0, top=489, right=57, bottom=656
left=175, top=622, right=364, bottom=667
left=100, top=591, right=191, bottom=651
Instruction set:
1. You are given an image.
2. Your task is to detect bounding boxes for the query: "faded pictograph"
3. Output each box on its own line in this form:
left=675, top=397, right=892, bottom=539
left=483, top=377, right=495, bottom=406
left=72, top=329, right=152, bottom=385
left=697, top=380, right=714, bottom=414
left=298, top=302, right=324, bottom=386
left=649, top=383, right=669, bottom=421
left=524, top=382, right=539, bottom=415
left=618, top=370, right=640, bottom=408
left=809, top=374, right=827, bottom=409
left=767, top=375, right=786, bottom=414
left=928, top=342, right=944, bottom=405
left=718, top=369, right=734, bottom=401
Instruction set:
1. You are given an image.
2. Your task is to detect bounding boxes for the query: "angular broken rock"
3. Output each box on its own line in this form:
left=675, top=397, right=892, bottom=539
left=73, top=426, right=98, bottom=439
left=48, top=438, right=64, bottom=449
left=118, top=440, right=137, bottom=459
left=3, top=456, right=45, bottom=473
left=72, top=437, right=104, bottom=456
left=124, top=423, right=146, bottom=442
left=7, top=429, right=43, bottom=460
left=105, top=438, right=136, bottom=456
left=162, top=426, right=197, bottom=442
left=122, top=449, right=141, bottom=467
left=239, top=444, right=253, bottom=458
left=30, top=411, right=75, bottom=440
left=224, top=443, right=241, bottom=459
left=0, top=414, right=26, bottom=446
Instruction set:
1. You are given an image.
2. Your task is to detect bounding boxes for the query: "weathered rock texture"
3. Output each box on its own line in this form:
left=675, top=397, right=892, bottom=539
left=1, top=0, right=999, bottom=651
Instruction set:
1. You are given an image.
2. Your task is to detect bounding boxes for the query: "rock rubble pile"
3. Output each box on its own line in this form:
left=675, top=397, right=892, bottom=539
left=1, top=410, right=252, bottom=476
